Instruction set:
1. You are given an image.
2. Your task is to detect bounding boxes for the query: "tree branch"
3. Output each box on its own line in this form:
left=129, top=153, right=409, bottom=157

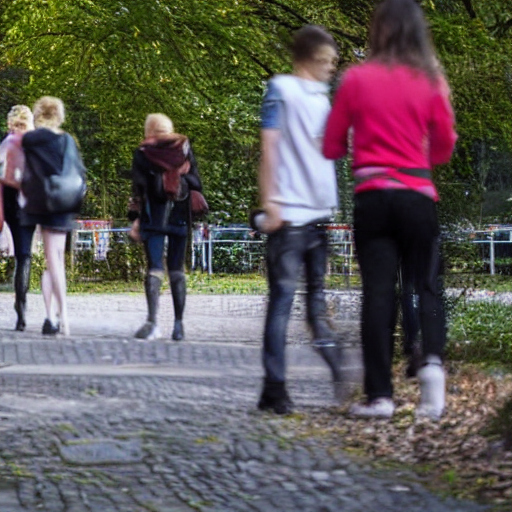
left=330, top=28, right=366, bottom=47
left=260, top=0, right=310, bottom=25
left=238, top=45, right=275, bottom=77
left=251, top=1, right=366, bottom=48
left=461, top=0, right=477, bottom=19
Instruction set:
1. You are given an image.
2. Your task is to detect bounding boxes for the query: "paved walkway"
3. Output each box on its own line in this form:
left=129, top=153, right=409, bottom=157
left=0, top=292, right=488, bottom=511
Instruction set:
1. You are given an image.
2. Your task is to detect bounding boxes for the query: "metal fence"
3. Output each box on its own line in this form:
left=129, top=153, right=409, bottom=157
left=4, top=221, right=511, bottom=277
left=65, top=224, right=512, bottom=277
left=325, top=224, right=355, bottom=277
left=471, top=227, right=512, bottom=275
left=192, top=226, right=264, bottom=274
left=190, top=224, right=356, bottom=277
left=72, top=228, right=130, bottom=261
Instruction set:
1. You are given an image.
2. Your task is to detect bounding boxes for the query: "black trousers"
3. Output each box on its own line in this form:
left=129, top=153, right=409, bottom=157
left=354, top=190, right=446, bottom=400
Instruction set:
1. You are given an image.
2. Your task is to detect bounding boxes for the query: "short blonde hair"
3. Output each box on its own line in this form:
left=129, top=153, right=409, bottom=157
left=33, top=96, right=65, bottom=129
left=7, top=105, right=34, bottom=133
left=144, top=113, right=174, bottom=138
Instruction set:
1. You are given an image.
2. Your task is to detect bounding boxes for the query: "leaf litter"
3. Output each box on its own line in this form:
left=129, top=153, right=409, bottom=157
left=296, top=362, right=512, bottom=508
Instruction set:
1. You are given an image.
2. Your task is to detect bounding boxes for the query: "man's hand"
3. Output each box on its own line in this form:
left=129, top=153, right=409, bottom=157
left=261, top=202, right=283, bottom=233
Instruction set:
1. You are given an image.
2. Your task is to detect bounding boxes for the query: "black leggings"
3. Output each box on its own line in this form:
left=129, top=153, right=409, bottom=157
left=354, top=190, right=445, bottom=400
left=3, top=186, right=35, bottom=260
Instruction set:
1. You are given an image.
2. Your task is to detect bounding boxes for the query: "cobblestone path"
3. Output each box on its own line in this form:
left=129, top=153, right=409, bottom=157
left=0, top=293, right=488, bottom=511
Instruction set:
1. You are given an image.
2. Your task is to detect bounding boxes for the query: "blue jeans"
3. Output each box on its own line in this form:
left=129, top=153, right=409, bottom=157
left=144, top=232, right=187, bottom=272
left=263, top=222, right=331, bottom=383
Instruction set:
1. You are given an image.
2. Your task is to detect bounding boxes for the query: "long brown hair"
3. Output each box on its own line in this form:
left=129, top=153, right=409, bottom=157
left=369, top=0, right=441, bottom=81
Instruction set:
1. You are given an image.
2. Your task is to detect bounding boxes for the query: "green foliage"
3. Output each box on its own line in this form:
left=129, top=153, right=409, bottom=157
left=28, top=252, right=46, bottom=290
left=0, top=0, right=510, bottom=225
left=443, top=237, right=484, bottom=273
left=448, top=275, right=512, bottom=292
left=211, top=241, right=266, bottom=273
left=0, top=0, right=370, bottom=223
left=69, top=243, right=146, bottom=282
left=0, top=256, right=15, bottom=285
left=448, top=301, right=512, bottom=365
left=426, top=1, right=512, bottom=224
left=187, top=272, right=267, bottom=294
left=0, top=244, right=146, bottom=291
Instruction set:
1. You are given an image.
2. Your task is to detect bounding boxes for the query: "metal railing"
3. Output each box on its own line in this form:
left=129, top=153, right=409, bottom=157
left=190, top=224, right=356, bottom=276
left=9, top=222, right=507, bottom=277
left=471, top=227, right=512, bottom=275
left=191, top=226, right=265, bottom=275
left=71, top=228, right=130, bottom=261
left=326, top=224, right=355, bottom=278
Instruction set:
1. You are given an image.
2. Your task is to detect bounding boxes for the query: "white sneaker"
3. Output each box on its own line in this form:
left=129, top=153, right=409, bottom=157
left=349, top=398, right=395, bottom=418
left=416, top=358, right=445, bottom=421
left=135, top=322, right=161, bottom=340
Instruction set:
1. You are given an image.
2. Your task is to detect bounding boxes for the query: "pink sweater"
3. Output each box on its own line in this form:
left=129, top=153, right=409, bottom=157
left=323, top=62, right=457, bottom=201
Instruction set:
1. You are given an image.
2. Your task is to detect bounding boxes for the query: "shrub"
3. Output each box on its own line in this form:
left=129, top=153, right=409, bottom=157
left=211, top=241, right=265, bottom=274
left=0, top=256, right=15, bottom=285
left=447, top=300, right=512, bottom=366
left=0, top=241, right=146, bottom=290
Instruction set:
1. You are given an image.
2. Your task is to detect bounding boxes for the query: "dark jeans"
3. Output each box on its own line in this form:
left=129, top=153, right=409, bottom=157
left=144, top=232, right=187, bottom=272
left=263, top=222, right=331, bottom=383
left=3, top=186, right=35, bottom=260
left=354, top=190, right=445, bottom=401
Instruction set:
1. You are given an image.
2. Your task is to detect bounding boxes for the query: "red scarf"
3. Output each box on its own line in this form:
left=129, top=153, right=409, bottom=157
left=139, top=134, right=190, bottom=200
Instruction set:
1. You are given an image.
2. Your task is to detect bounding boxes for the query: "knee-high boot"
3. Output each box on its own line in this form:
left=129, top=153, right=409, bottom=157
left=14, top=256, right=31, bottom=331
left=170, top=271, right=186, bottom=341
left=135, top=274, right=162, bottom=340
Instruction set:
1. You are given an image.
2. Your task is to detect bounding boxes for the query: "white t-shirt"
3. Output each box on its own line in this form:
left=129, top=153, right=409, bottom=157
left=261, top=74, right=338, bottom=225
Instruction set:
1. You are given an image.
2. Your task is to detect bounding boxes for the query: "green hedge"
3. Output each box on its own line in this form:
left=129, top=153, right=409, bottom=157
left=0, top=257, right=15, bottom=284
left=0, top=242, right=146, bottom=289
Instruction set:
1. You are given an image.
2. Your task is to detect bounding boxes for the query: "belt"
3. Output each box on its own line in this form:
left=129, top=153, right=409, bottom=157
left=353, top=167, right=431, bottom=186
left=282, top=217, right=331, bottom=228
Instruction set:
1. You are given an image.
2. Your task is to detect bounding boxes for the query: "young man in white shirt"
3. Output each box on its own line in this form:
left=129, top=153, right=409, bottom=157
left=256, top=25, right=340, bottom=414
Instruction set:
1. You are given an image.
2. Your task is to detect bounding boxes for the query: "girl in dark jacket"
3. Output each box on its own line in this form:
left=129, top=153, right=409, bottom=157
left=129, top=113, right=202, bottom=341
left=21, top=96, right=86, bottom=336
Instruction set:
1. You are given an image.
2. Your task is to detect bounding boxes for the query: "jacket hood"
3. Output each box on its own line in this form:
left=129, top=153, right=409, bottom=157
left=23, top=128, right=66, bottom=147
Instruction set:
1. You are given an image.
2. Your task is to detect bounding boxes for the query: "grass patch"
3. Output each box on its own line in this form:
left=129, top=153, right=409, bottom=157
left=446, top=273, right=512, bottom=293
left=66, top=280, right=144, bottom=294
left=0, top=271, right=360, bottom=295
left=194, top=435, right=221, bottom=444
left=448, top=300, right=512, bottom=366
left=187, top=272, right=267, bottom=294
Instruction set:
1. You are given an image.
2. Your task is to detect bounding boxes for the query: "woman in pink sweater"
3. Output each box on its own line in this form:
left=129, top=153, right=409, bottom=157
left=323, top=0, right=457, bottom=420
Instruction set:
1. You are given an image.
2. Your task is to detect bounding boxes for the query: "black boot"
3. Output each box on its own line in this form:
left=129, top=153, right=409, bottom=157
left=257, top=379, right=293, bottom=415
left=135, top=274, right=161, bottom=340
left=170, top=271, right=186, bottom=341
left=14, top=256, right=31, bottom=332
